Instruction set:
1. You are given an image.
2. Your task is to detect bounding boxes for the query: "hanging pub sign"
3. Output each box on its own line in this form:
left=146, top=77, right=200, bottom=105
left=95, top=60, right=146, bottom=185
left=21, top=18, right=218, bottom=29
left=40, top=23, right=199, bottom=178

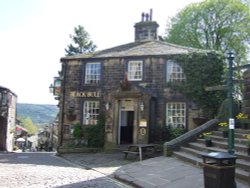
left=53, top=77, right=61, bottom=96
left=70, top=91, right=101, bottom=98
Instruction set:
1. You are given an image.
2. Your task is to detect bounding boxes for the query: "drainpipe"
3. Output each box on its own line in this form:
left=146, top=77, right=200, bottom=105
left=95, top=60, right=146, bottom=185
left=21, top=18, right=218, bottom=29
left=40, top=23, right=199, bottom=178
left=58, top=61, right=67, bottom=150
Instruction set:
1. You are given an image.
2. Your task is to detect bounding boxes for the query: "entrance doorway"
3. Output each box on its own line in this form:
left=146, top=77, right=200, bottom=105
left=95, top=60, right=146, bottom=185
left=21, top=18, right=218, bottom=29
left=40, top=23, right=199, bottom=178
left=119, top=111, right=134, bottom=145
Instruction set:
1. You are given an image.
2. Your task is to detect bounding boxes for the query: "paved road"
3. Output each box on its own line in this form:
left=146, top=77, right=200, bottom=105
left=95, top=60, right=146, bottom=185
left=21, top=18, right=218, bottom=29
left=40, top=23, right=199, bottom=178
left=0, top=152, right=131, bottom=188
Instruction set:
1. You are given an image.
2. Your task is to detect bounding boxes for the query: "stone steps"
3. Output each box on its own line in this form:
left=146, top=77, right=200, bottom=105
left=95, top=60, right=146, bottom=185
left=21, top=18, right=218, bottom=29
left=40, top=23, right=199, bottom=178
left=209, top=134, right=247, bottom=145
left=172, top=129, right=250, bottom=183
left=173, top=150, right=249, bottom=182
left=180, top=144, right=250, bottom=172
left=196, top=139, right=249, bottom=153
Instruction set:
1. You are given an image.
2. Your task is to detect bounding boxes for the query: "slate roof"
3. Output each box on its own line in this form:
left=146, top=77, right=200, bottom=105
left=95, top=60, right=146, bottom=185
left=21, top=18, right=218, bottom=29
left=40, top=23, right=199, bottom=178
left=61, top=40, right=210, bottom=60
left=0, top=85, right=17, bottom=96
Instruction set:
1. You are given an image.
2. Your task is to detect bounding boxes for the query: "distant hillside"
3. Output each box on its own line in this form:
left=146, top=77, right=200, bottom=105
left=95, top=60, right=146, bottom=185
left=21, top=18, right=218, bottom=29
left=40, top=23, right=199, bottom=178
left=17, top=103, right=59, bottom=125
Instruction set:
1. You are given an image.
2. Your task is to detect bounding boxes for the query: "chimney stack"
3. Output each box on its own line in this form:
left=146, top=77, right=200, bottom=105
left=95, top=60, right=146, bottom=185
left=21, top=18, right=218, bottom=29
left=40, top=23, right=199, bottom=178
left=134, top=9, right=159, bottom=42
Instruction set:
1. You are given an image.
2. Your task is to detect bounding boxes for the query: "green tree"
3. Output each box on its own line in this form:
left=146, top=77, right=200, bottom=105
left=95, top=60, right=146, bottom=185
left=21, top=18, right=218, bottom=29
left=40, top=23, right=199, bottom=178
left=165, top=0, right=250, bottom=65
left=19, top=117, right=38, bottom=134
left=65, top=25, right=97, bottom=56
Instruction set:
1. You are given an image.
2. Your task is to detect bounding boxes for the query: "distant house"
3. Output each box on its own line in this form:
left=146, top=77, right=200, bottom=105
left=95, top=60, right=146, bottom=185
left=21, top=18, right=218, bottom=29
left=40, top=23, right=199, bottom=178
left=54, top=11, right=222, bottom=151
left=0, top=85, right=17, bottom=152
left=37, top=124, right=57, bottom=151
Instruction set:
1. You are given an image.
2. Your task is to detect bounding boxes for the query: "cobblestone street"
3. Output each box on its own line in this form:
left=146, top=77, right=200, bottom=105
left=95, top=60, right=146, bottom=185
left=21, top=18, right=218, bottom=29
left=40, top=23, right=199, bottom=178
left=0, top=152, right=131, bottom=188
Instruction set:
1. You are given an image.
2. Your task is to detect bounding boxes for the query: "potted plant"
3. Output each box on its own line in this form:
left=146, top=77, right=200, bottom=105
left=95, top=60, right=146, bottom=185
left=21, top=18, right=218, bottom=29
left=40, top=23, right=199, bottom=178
left=218, top=122, right=228, bottom=138
left=243, top=134, right=250, bottom=156
left=236, top=112, right=249, bottom=129
left=203, top=132, right=213, bottom=147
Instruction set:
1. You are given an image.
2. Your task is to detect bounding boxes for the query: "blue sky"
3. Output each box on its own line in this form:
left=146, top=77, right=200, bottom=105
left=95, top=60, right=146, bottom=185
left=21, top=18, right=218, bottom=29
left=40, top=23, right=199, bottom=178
left=0, top=0, right=203, bottom=104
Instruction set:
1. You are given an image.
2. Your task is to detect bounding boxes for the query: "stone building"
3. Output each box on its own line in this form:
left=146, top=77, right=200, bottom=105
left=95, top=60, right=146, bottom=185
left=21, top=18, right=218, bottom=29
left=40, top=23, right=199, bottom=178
left=56, top=12, right=222, bottom=151
left=0, top=85, right=17, bottom=152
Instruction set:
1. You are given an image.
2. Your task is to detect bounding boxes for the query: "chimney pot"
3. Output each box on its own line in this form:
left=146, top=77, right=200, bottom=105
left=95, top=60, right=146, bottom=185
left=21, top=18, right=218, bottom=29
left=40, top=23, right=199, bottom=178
left=134, top=9, right=159, bottom=42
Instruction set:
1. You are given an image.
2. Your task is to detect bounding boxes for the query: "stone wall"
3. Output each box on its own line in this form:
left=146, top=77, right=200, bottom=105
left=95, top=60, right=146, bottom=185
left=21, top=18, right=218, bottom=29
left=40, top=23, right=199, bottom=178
left=60, top=55, right=199, bottom=146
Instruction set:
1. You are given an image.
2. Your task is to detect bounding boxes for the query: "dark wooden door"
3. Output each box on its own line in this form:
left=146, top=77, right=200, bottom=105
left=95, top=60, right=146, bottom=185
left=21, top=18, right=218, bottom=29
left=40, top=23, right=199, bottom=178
left=120, top=111, right=134, bottom=144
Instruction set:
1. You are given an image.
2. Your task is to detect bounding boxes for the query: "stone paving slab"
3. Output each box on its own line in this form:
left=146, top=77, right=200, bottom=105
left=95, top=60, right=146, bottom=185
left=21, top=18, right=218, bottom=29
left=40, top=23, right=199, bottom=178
left=60, top=152, right=133, bottom=178
left=113, top=156, right=250, bottom=188
left=60, top=152, right=249, bottom=188
left=0, top=152, right=130, bottom=188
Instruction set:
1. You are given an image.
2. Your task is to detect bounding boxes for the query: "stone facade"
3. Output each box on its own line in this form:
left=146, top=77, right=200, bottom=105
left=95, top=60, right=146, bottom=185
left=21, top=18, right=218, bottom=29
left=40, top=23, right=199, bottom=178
left=0, top=86, right=17, bottom=152
left=56, top=13, right=218, bottom=151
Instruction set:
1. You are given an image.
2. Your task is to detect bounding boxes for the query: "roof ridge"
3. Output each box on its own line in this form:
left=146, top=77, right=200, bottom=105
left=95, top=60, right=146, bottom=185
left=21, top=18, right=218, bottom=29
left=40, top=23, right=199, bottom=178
left=61, top=40, right=214, bottom=60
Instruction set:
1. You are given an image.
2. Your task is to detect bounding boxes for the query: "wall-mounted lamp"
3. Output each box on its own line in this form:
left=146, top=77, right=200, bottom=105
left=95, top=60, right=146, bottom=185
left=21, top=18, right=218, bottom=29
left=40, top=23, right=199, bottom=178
left=140, top=101, right=144, bottom=111
left=49, top=84, right=54, bottom=93
left=105, top=102, right=111, bottom=110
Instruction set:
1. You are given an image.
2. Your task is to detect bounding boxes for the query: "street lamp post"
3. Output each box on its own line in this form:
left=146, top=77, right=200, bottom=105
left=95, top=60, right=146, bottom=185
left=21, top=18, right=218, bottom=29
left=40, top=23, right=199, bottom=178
left=206, top=51, right=250, bottom=154
left=227, top=51, right=235, bottom=154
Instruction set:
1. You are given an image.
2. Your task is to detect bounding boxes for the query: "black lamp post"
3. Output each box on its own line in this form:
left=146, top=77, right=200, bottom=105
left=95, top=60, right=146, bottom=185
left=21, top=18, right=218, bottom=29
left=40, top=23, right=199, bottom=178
left=227, top=51, right=235, bottom=154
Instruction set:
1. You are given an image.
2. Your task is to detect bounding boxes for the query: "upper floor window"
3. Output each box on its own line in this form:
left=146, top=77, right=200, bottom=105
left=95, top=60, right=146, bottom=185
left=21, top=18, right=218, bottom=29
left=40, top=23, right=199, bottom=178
left=128, top=60, right=143, bottom=81
left=85, top=62, right=101, bottom=84
left=166, top=102, right=186, bottom=128
left=166, top=60, right=185, bottom=82
left=83, top=101, right=100, bottom=125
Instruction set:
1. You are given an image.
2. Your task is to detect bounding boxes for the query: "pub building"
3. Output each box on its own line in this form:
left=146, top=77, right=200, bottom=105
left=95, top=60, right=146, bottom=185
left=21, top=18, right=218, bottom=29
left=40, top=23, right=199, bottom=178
left=55, top=11, right=219, bottom=151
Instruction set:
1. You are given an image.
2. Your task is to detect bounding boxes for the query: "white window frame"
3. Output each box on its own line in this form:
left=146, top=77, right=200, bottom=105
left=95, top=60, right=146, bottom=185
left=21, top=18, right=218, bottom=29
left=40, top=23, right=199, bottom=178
left=166, top=60, right=185, bottom=82
left=85, top=62, right=101, bottom=84
left=83, top=101, right=100, bottom=125
left=166, top=102, right=186, bottom=128
left=128, top=60, right=143, bottom=81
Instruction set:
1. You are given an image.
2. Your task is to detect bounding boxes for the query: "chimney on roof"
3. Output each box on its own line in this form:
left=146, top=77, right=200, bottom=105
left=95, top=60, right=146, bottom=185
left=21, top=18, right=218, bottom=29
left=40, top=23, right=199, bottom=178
left=134, top=9, right=159, bottom=42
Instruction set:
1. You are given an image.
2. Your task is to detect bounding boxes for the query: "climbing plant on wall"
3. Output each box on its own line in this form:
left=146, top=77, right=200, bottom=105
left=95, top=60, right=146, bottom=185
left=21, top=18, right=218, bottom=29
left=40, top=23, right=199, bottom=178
left=170, top=51, right=227, bottom=118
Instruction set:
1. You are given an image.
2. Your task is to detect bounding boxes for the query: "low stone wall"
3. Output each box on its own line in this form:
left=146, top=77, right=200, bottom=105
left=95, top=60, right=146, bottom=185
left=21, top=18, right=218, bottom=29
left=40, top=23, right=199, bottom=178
left=163, top=119, right=219, bottom=156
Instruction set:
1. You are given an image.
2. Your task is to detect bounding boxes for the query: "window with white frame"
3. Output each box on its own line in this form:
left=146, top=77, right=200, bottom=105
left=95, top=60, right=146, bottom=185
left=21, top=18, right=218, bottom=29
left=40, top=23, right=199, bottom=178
left=83, top=101, right=100, bottom=125
left=128, top=60, right=143, bottom=81
left=166, top=60, right=185, bottom=82
left=166, top=102, right=186, bottom=128
left=85, top=62, right=101, bottom=84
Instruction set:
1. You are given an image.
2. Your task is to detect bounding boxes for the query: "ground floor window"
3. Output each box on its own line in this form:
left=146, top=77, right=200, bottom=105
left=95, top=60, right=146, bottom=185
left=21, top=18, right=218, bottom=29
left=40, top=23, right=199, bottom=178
left=83, top=101, right=100, bottom=125
left=166, top=102, right=186, bottom=128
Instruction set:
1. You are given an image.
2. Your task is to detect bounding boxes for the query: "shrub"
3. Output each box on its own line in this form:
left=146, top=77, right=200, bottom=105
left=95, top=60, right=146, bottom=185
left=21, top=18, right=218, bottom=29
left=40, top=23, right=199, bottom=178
left=150, top=125, right=169, bottom=143
left=85, top=115, right=105, bottom=148
left=167, top=127, right=186, bottom=141
left=73, top=123, right=83, bottom=139
left=151, top=125, right=186, bottom=143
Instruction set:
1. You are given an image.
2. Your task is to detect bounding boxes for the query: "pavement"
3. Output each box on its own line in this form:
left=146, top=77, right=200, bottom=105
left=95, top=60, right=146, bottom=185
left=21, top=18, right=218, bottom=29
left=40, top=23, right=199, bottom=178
left=60, top=152, right=250, bottom=188
left=0, top=151, right=128, bottom=188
